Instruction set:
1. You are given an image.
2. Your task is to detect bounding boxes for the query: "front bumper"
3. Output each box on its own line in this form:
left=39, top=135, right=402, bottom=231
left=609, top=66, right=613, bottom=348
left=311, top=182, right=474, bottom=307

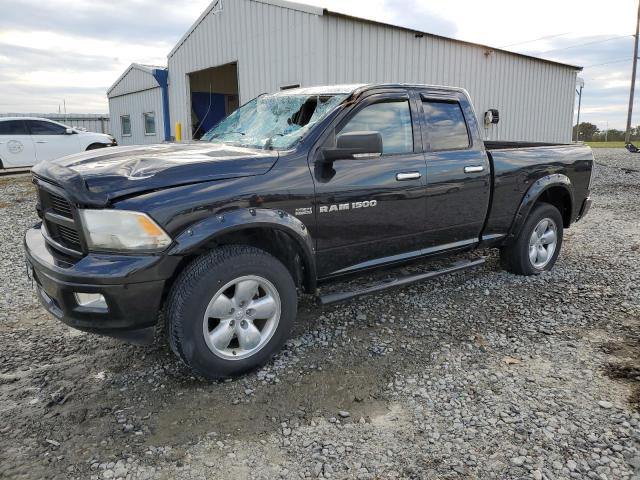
left=24, top=225, right=180, bottom=335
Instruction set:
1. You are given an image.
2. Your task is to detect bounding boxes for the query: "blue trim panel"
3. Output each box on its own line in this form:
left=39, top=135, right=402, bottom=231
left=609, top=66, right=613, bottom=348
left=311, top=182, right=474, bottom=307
left=152, top=69, right=171, bottom=142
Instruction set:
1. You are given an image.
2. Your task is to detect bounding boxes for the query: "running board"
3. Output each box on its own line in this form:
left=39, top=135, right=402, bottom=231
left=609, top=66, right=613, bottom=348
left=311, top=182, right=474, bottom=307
left=318, top=257, right=486, bottom=306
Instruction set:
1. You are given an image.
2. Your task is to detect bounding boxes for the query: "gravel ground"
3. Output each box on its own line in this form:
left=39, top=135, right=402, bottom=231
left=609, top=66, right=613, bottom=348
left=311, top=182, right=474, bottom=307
left=0, top=149, right=639, bottom=480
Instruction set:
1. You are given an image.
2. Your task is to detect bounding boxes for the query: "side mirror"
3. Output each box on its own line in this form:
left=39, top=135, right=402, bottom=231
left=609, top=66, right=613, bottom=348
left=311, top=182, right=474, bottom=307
left=484, top=109, right=500, bottom=125
left=65, top=128, right=74, bottom=135
left=319, top=131, right=383, bottom=163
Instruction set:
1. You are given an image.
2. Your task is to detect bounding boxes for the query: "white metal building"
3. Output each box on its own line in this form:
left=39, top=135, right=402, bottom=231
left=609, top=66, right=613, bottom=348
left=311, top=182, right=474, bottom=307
left=107, top=64, right=170, bottom=145
left=112, top=0, right=582, bottom=144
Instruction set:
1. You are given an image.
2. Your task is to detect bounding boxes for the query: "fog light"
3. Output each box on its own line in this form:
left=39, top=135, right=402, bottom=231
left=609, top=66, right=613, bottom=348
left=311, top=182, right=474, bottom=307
left=74, top=293, right=108, bottom=310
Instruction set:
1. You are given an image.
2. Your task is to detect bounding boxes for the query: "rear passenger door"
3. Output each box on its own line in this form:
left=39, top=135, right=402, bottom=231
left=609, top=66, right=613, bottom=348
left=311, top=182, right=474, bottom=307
left=312, top=91, right=427, bottom=277
left=419, top=91, right=491, bottom=249
left=0, top=120, right=36, bottom=168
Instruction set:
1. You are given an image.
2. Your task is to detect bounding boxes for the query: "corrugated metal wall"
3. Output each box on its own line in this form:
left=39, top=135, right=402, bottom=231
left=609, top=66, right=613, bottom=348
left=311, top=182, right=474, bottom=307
left=108, top=88, right=164, bottom=145
left=321, top=15, right=577, bottom=143
left=168, top=0, right=323, bottom=140
left=167, top=0, right=578, bottom=143
left=0, top=113, right=110, bottom=134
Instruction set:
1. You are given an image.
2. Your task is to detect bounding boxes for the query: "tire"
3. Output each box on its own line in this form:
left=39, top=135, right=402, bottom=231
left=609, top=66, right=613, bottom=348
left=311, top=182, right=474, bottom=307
left=86, top=143, right=107, bottom=151
left=500, top=202, right=564, bottom=276
left=166, top=245, right=297, bottom=380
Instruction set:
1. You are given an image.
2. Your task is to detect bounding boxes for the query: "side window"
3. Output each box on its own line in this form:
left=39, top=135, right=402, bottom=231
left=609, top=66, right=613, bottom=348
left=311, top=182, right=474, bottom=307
left=422, top=100, right=470, bottom=151
left=0, top=120, right=27, bottom=135
left=143, top=112, right=156, bottom=135
left=121, top=116, right=131, bottom=136
left=28, top=120, right=66, bottom=135
left=339, top=100, right=413, bottom=155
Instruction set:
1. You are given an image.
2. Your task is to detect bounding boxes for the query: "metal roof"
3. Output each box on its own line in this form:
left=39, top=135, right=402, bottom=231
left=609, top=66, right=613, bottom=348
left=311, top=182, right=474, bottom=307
left=168, top=0, right=582, bottom=71
left=107, top=63, right=167, bottom=97
left=271, top=84, right=368, bottom=96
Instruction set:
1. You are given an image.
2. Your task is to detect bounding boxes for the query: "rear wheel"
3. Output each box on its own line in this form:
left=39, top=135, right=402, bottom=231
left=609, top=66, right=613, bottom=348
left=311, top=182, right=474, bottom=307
left=166, top=245, right=297, bottom=380
left=500, top=202, right=563, bottom=275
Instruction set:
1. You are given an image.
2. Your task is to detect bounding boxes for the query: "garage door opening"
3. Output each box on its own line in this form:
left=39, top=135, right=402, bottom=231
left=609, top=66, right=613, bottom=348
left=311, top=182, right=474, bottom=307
left=189, top=62, right=239, bottom=140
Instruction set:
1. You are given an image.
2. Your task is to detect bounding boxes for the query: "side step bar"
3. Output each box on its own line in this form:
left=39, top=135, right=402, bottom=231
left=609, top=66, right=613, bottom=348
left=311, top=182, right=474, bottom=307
left=318, top=257, right=486, bottom=306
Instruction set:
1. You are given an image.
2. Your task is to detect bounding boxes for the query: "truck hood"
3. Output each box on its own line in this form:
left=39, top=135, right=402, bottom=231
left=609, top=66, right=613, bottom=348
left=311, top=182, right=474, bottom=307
left=32, top=143, right=279, bottom=206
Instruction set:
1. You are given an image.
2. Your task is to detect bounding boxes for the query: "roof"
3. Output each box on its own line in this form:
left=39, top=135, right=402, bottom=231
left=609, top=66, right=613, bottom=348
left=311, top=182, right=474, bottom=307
left=0, top=117, right=75, bottom=129
left=106, top=63, right=167, bottom=97
left=169, top=0, right=325, bottom=58
left=168, top=0, right=582, bottom=71
left=0, top=116, right=50, bottom=121
left=272, top=84, right=368, bottom=96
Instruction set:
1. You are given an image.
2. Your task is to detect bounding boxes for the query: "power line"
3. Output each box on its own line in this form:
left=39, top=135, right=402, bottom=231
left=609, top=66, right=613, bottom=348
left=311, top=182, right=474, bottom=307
left=583, top=58, right=634, bottom=68
left=498, top=32, right=571, bottom=48
left=538, top=35, right=633, bottom=54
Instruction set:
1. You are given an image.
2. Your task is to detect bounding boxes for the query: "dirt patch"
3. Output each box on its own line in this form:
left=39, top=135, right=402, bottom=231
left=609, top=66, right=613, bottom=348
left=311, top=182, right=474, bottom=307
left=602, top=320, right=640, bottom=412
left=147, top=356, right=392, bottom=446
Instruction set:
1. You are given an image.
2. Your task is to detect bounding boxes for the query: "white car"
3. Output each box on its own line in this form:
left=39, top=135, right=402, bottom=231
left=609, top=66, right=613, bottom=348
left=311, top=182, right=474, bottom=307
left=0, top=117, right=116, bottom=169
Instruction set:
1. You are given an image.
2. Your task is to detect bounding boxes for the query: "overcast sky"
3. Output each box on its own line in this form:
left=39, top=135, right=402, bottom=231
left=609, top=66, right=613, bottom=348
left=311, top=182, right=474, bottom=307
left=0, top=0, right=636, bottom=130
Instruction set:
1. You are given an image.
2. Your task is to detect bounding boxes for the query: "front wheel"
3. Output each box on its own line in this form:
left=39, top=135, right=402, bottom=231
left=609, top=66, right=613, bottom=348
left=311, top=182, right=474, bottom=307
left=166, top=246, right=297, bottom=380
left=500, top=202, right=564, bottom=275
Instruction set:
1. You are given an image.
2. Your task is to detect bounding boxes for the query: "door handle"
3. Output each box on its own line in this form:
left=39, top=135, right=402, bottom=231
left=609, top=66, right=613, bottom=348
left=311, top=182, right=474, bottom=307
left=35, top=141, right=48, bottom=144
left=464, top=166, right=485, bottom=174
left=396, top=172, right=422, bottom=181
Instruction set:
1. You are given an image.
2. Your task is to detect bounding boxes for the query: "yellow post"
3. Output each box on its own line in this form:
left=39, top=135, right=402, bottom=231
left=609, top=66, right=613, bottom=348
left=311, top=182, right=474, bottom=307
left=175, top=122, right=182, bottom=142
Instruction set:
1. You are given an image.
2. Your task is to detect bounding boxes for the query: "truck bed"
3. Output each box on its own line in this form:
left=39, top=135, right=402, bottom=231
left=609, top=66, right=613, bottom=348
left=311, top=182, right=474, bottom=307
left=482, top=142, right=593, bottom=241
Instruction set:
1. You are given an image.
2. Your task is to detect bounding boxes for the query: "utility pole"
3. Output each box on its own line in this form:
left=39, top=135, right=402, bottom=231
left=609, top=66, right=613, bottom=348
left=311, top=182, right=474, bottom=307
left=625, top=0, right=640, bottom=145
left=575, top=77, right=584, bottom=142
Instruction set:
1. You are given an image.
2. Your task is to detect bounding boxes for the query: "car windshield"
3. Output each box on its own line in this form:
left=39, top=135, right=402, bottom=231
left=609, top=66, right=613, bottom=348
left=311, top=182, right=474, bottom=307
left=202, top=93, right=348, bottom=150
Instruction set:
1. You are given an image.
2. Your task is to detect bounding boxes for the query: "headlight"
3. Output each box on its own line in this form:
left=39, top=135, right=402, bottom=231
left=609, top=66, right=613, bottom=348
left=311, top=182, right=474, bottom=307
left=79, top=210, right=172, bottom=252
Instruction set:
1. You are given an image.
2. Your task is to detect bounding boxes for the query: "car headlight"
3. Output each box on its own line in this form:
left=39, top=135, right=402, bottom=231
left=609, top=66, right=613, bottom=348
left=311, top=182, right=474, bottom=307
left=79, top=210, right=172, bottom=252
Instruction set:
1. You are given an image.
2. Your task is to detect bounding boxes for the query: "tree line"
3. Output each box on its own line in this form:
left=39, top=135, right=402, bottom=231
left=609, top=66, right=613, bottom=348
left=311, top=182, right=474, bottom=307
left=573, top=123, right=638, bottom=142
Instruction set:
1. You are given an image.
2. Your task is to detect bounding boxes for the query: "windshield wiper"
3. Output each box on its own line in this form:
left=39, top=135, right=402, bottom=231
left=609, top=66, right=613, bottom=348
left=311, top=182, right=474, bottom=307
left=207, top=130, right=246, bottom=141
left=264, top=133, right=285, bottom=150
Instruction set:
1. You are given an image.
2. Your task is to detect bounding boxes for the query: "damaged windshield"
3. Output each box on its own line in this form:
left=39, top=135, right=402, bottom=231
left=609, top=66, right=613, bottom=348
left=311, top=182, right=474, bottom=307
left=202, top=93, right=348, bottom=150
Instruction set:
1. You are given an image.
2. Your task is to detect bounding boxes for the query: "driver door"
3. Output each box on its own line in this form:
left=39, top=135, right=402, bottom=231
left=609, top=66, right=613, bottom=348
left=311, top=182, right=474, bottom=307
left=312, top=91, right=428, bottom=277
left=26, top=120, right=80, bottom=163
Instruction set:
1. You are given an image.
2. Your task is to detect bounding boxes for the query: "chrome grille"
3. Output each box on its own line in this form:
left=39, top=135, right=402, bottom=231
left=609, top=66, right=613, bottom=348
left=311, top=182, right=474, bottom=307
left=35, top=176, right=84, bottom=257
left=57, top=225, right=82, bottom=250
left=49, top=193, right=73, bottom=218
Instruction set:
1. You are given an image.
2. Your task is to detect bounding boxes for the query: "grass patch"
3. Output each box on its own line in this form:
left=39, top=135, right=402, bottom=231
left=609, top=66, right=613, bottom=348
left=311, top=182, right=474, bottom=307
left=586, top=141, right=626, bottom=149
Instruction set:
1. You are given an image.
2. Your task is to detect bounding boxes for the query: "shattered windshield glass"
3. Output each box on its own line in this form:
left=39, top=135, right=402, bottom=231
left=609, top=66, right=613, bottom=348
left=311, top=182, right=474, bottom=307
left=202, top=93, right=348, bottom=150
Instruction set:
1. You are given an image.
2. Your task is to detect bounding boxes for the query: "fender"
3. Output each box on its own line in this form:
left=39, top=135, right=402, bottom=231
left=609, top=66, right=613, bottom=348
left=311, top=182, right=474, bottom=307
left=508, top=174, right=574, bottom=238
left=168, top=207, right=317, bottom=288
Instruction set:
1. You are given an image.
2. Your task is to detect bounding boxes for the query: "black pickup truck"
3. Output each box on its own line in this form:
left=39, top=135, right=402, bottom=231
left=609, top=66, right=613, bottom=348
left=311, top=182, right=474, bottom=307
left=25, top=84, right=593, bottom=379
